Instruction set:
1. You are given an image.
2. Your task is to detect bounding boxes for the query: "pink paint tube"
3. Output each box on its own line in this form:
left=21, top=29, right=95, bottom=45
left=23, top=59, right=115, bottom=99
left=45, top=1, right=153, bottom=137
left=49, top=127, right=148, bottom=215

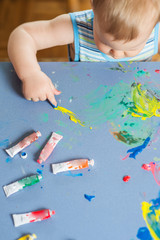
left=12, top=209, right=55, bottom=227
left=5, top=131, right=41, bottom=158
left=37, top=132, right=63, bottom=164
left=52, top=158, right=94, bottom=174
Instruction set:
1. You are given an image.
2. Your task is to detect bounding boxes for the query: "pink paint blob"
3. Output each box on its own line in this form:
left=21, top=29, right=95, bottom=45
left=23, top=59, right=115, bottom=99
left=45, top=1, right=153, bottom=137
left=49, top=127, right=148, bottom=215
left=141, top=162, right=160, bottom=185
left=155, top=69, right=160, bottom=73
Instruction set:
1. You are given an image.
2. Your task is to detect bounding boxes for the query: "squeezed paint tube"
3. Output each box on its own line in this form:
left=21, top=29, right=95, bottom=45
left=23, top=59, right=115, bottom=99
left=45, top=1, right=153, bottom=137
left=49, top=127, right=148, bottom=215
left=13, top=209, right=55, bottom=227
left=52, top=158, right=94, bottom=174
left=37, top=132, right=63, bottom=164
left=3, top=174, right=42, bottom=197
left=5, top=131, right=41, bottom=158
left=17, top=234, right=37, bottom=240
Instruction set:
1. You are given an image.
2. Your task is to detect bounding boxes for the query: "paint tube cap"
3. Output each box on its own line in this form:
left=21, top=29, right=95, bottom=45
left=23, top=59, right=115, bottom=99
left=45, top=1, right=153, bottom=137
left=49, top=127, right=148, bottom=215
left=38, top=174, right=43, bottom=180
left=37, top=131, right=42, bottom=137
left=20, top=152, right=27, bottom=159
left=37, top=159, right=42, bottom=164
left=89, top=159, right=94, bottom=166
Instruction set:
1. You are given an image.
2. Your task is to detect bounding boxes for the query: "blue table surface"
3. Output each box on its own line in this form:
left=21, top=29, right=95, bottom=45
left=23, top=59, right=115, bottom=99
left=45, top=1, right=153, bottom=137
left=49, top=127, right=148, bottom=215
left=1, top=62, right=160, bottom=240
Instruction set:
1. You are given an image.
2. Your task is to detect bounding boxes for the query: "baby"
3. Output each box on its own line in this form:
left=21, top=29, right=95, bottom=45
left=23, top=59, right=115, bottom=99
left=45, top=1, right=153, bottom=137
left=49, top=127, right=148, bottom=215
left=8, top=0, right=160, bottom=106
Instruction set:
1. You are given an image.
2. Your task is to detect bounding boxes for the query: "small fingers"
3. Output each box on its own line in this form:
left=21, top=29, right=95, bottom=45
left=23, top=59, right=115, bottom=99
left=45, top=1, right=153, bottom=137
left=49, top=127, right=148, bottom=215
left=47, top=92, right=57, bottom=107
left=50, top=82, right=61, bottom=95
left=32, top=98, right=40, bottom=102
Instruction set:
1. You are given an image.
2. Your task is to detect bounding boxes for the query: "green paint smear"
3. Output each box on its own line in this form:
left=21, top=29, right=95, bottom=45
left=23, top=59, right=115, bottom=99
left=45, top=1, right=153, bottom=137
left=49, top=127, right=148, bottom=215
left=135, top=70, right=150, bottom=78
left=127, top=83, right=160, bottom=120
left=82, top=83, right=158, bottom=145
left=40, top=113, right=48, bottom=122
left=19, top=175, right=42, bottom=188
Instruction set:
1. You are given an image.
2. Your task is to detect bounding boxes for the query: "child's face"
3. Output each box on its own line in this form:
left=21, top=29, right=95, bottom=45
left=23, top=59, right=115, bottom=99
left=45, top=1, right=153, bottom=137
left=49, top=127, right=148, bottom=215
left=93, top=16, right=156, bottom=59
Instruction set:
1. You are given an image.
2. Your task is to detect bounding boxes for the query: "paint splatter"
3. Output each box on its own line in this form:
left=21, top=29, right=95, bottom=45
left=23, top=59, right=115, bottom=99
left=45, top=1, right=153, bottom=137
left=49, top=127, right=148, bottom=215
left=54, top=105, right=85, bottom=127
left=141, top=197, right=160, bottom=240
left=127, top=83, right=160, bottom=120
left=127, top=137, right=150, bottom=159
left=155, top=70, right=160, bottom=73
left=137, top=227, right=153, bottom=240
left=135, top=70, right=150, bottom=78
left=64, top=171, right=83, bottom=177
left=141, top=162, right=160, bottom=185
left=40, top=113, right=48, bottom=123
left=111, top=131, right=144, bottom=145
left=37, top=169, right=43, bottom=175
left=6, top=157, right=12, bottom=163
left=84, top=194, right=95, bottom=202
left=123, top=175, right=131, bottom=182
left=0, top=139, right=9, bottom=148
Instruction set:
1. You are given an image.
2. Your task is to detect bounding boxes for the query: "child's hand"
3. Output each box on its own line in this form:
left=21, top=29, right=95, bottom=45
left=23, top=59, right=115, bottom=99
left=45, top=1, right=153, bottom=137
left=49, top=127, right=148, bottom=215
left=22, top=70, right=61, bottom=106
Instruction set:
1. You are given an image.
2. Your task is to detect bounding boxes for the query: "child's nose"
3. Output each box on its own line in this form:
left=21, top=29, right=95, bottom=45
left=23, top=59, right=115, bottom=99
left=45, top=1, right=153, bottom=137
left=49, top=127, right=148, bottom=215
left=110, top=49, right=124, bottom=59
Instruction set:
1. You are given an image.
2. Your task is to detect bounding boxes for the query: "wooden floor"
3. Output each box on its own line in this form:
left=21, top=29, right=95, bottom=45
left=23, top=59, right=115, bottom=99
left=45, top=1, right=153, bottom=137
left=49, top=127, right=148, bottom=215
left=0, top=0, right=91, bottom=61
left=1, top=0, right=160, bottom=61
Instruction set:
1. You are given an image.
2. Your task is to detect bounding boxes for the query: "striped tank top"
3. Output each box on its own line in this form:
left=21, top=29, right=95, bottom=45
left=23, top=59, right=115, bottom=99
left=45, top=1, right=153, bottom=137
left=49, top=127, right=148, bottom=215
left=68, top=10, right=159, bottom=62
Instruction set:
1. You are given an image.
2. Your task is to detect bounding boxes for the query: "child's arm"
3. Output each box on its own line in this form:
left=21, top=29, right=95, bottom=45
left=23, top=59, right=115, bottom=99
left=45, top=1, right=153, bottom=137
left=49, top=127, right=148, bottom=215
left=158, top=24, right=160, bottom=56
left=8, top=14, right=74, bottom=105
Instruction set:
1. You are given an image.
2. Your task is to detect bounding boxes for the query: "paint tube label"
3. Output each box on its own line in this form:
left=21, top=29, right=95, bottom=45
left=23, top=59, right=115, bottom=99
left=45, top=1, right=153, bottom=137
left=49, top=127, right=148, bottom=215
left=13, top=209, right=55, bottom=227
left=3, top=174, right=42, bottom=197
left=5, top=131, right=41, bottom=158
left=52, top=158, right=94, bottom=174
left=17, top=234, right=37, bottom=240
left=37, top=132, right=63, bottom=164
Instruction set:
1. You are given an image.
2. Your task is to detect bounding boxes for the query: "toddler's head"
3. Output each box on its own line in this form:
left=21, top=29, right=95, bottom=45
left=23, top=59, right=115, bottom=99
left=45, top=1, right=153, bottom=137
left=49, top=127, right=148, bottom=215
left=91, top=0, right=160, bottom=59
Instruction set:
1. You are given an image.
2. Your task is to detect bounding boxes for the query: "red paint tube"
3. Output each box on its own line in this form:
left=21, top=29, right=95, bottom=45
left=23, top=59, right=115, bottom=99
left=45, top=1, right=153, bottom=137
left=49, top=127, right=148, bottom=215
left=12, top=209, right=55, bottom=227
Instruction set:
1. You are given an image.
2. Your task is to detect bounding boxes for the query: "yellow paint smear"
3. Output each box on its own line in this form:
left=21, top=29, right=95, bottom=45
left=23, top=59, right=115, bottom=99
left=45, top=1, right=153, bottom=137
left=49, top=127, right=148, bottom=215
left=55, top=106, right=85, bottom=127
left=131, top=84, right=160, bottom=120
left=142, top=201, right=160, bottom=240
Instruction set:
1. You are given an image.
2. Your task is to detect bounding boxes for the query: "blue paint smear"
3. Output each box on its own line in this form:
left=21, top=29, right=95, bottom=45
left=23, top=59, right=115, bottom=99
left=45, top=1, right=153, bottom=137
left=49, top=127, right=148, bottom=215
left=37, top=169, right=43, bottom=174
left=41, top=164, right=44, bottom=168
left=64, top=171, right=83, bottom=177
left=137, top=227, right=152, bottom=240
left=0, top=139, right=9, bottom=148
left=127, top=137, right=150, bottom=159
left=6, top=157, right=12, bottom=163
left=84, top=194, right=95, bottom=202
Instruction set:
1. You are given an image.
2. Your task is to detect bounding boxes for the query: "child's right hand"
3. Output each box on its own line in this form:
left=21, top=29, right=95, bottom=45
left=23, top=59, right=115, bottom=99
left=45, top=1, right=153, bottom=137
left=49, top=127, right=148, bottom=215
left=22, top=70, right=61, bottom=106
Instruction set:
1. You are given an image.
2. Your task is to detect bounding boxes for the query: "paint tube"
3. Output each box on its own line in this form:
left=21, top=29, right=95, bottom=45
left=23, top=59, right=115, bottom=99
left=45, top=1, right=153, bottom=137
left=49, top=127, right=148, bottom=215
left=3, top=174, right=42, bottom=197
left=37, top=132, right=63, bottom=164
left=13, top=209, right=55, bottom=227
left=52, top=158, right=94, bottom=174
left=5, top=131, right=41, bottom=158
left=17, top=234, right=37, bottom=240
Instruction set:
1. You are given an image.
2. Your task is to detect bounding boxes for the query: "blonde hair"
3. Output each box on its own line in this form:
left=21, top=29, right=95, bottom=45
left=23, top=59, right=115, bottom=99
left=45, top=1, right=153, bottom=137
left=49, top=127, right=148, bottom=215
left=92, top=0, right=160, bottom=41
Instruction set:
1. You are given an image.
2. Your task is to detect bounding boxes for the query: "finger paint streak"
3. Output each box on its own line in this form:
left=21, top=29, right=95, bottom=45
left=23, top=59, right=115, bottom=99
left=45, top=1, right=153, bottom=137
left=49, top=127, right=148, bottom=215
left=55, top=106, right=85, bottom=127
left=127, top=83, right=160, bottom=120
left=127, top=137, right=150, bottom=159
left=142, top=197, right=160, bottom=240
